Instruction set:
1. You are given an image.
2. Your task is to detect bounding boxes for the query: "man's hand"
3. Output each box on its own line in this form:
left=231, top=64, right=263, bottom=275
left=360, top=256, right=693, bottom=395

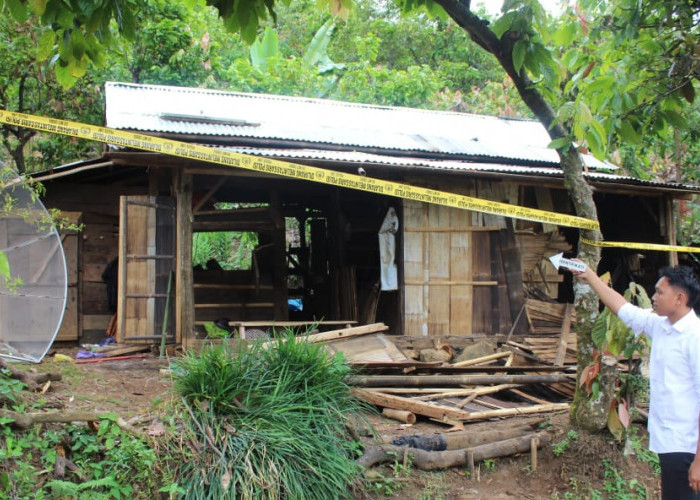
left=690, top=457, right=700, bottom=493
left=570, top=258, right=594, bottom=281
left=568, top=258, right=628, bottom=315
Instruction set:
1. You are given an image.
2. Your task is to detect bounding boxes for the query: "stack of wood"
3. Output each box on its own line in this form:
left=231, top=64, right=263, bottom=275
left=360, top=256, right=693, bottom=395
left=518, top=299, right=577, bottom=367
left=516, top=230, right=572, bottom=299
left=348, top=348, right=574, bottom=427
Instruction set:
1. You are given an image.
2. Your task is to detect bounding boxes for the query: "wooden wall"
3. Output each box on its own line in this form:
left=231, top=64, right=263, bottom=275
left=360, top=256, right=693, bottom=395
left=43, top=183, right=143, bottom=342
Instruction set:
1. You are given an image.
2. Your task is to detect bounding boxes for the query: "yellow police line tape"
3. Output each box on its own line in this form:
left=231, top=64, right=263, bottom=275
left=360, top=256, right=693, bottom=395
left=580, top=238, right=700, bottom=253
left=1, top=109, right=698, bottom=253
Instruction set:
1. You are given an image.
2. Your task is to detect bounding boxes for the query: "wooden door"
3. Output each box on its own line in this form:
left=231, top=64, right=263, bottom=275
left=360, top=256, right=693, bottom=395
left=56, top=212, right=82, bottom=341
left=403, top=201, right=522, bottom=336
left=117, top=196, right=175, bottom=343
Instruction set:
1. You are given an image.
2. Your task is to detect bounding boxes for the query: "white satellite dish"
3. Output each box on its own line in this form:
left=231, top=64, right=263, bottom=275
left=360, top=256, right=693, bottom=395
left=0, top=178, right=67, bottom=362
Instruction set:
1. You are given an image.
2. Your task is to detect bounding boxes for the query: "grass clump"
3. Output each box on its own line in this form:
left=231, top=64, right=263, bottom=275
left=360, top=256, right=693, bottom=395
left=167, top=331, right=368, bottom=499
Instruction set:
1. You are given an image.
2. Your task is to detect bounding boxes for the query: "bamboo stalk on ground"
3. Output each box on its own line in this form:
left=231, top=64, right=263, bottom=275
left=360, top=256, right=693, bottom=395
left=348, top=373, right=574, bottom=387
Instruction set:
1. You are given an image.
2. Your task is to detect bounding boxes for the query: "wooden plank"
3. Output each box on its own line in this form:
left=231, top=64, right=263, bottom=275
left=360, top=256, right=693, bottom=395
left=428, top=204, right=450, bottom=336
left=82, top=314, right=112, bottom=331
left=352, top=389, right=473, bottom=421
left=56, top=286, right=79, bottom=341
left=498, top=223, right=525, bottom=334
left=90, top=344, right=151, bottom=356
left=403, top=200, right=426, bottom=336
left=259, top=322, right=388, bottom=348
left=554, top=304, right=574, bottom=366
left=463, top=403, right=570, bottom=421
left=413, top=384, right=521, bottom=401
left=176, top=173, right=193, bottom=346
left=325, top=333, right=408, bottom=363
left=450, top=225, right=472, bottom=335
left=116, top=197, right=128, bottom=343
left=471, top=232, right=492, bottom=333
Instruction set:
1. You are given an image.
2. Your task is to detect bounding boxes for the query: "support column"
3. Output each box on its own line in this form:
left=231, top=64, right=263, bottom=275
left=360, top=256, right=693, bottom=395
left=175, top=171, right=194, bottom=347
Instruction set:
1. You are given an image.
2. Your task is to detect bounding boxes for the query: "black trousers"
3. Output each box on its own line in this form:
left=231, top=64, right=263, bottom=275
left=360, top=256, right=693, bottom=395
left=659, top=452, right=700, bottom=500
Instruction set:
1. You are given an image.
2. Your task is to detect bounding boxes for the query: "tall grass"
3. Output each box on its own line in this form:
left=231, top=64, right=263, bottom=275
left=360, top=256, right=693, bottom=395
left=167, top=332, right=367, bottom=499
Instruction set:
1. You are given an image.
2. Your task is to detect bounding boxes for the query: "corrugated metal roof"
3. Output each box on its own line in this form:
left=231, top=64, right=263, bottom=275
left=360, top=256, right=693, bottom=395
left=213, top=146, right=700, bottom=191
left=104, top=81, right=613, bottom=170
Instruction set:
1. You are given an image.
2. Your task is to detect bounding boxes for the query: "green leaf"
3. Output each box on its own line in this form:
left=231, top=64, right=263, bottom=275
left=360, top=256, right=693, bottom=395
left=585, top=126, right=605, bottom=159
left=37, top=30, right=56, bottom=61
left=547, top=137, right=571, bottom=150
left=607, top=406, right=624, bottom=440
left=0, top=471, right=9, bottom=490
left=303, top=19, right=336, bottom=70
left=250, top=27, right=278, bottom=71
left=54, top=61, right=78, bottom=89
left=556, top=101, right=576, bottom=123
left=512, top=40, right=526, bottom=73
left=552, top=22, right=576, bottom=47
left=0, top=252, right=10, bottom=280
left=27, top=0, right=46, bottom=16
left=660, top=110, right=688, bottom=129
left=576, top=101, right=594, bottom=125
left=490, top=11, right=517, bottom=39
left=618, top=121, right=640, bottom=145
left=6, top=0, right=28, bottom=22
left=591, top=309, right=609, bottom=348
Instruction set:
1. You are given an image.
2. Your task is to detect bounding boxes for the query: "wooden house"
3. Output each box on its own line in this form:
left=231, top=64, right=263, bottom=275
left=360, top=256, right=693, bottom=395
left=37, top=82, right=699, bottom=348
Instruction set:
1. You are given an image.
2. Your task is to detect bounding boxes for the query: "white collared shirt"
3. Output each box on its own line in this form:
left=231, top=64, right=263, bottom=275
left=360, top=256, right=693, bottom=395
left=618, top=304, right=700, bottom=454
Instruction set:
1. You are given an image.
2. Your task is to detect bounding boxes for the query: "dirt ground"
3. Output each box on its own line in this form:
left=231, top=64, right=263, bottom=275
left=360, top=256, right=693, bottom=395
left=27, top=346, right=660, bottom=499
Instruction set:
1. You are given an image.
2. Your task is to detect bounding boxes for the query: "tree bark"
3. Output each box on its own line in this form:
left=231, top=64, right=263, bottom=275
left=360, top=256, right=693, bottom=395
left=432, top=0, right=608, bottom=430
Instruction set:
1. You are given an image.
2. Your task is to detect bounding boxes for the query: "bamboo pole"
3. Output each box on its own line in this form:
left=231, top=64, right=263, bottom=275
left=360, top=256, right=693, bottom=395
left=452, top=351, right=511, bottom=368
left=382, top=408, right=417, bottom=424
left=463, top=403, right=570, bottom=421
left=348, top=374, right=574, bottom=387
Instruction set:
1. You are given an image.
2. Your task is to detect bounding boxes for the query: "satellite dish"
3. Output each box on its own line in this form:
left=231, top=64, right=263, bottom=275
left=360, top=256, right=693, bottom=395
left=0, top=178, right=67, bottom=362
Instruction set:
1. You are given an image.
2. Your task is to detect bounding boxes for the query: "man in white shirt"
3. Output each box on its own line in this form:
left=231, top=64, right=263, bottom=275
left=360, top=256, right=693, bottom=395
left=576, top=264, right=700, bottom=499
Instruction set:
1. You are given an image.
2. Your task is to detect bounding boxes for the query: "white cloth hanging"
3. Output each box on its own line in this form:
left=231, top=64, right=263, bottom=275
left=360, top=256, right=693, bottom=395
left=378, top=207, right=399, bottom=291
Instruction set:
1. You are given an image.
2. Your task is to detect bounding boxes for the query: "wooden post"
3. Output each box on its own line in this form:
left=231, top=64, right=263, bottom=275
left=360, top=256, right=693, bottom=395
left=175, top=171, right=194, bottom=347
left=530, top=436, right=539, bottom=471
left=665, top=195, right=679, bottom=267
left=554, top=303, right=574, bottom=366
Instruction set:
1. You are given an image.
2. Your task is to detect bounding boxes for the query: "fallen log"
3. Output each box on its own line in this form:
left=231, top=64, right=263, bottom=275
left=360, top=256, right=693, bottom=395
left=353, top=389, right=472, bottom=421
left=348, top=373, right=574, bottom=387
left=0, top=408, right=145, bottom=438
left=358, top=431, right=550, bottom=470
left=389, top=425, right=535, bottom=451
left=0, top=357, right=61, bottom=392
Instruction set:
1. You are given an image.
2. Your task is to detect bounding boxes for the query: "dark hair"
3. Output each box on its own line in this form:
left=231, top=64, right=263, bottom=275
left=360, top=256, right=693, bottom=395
left=659, top=266, right=700, bottom=307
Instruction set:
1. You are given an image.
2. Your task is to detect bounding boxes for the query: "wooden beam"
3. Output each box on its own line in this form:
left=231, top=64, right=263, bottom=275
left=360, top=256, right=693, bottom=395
left=175, top=172, right=194, bottom=347
left=352, top=389, right=473, bottom=421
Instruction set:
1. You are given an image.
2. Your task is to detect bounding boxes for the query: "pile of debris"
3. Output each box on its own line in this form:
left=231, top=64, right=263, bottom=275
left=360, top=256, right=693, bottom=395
left=298, top=310, right=578, bottom=471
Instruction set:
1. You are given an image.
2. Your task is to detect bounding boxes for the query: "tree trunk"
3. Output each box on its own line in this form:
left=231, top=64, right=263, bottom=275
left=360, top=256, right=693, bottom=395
left=432, top=0, right=609, bottom=430
left=358, top=431, right=550, bottom=470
